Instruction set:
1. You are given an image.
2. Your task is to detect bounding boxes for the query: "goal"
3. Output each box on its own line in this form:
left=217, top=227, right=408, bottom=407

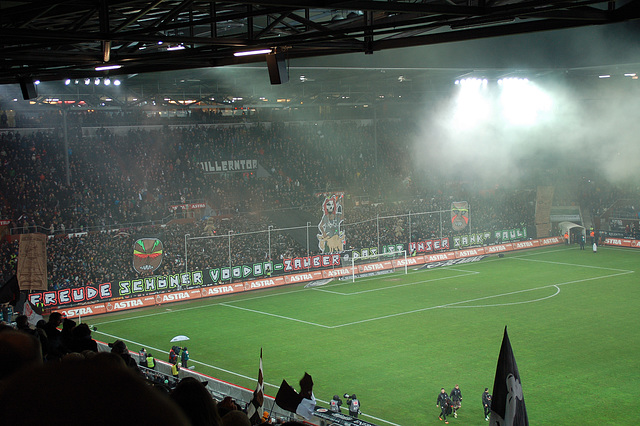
left=350, top=250, right=408, bottom=282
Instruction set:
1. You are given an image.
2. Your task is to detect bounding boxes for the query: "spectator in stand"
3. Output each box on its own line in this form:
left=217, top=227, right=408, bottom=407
left=109, top=339, right=140, bottom=373
left=217, top=396, right=242, bottom=418
left=221, top=410, right=251, bottom=426
left=60, top=318, right=76, bottom=351
left=43, top=312, right=67, bottom=360
left=0, top=328, right=43, bottom=381
left=0, top=353, right=190, bottom=425
left=69, top=322, right=99, bottom=353
left=170, top=377, right=222, bottom=426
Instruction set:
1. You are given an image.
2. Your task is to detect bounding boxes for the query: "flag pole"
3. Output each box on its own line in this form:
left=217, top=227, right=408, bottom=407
left=267, top=397, right=278, bottom=420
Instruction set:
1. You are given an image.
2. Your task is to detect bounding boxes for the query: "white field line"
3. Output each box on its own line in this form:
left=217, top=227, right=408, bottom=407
left=313, top=270, right=479, bottom=296
left=509, top=255, right=634, bottom=272
left=91, top=330, right=284, bottom=392
left=92, top=332, right=400, bottom=425
left=445, top=285, right=561, bottom=308
left=90, top=250, right=633, bottom=426
left=331, top=270, right=633, bottom=328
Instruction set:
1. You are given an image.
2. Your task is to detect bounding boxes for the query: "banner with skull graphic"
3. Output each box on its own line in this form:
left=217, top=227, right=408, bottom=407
left=133, top=238, right=164, bottom=274
left=451, top=201, right=470, bottom=232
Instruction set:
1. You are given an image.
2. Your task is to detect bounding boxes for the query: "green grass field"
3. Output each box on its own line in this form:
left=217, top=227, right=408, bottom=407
left=89, top=246, right=640, bottom=425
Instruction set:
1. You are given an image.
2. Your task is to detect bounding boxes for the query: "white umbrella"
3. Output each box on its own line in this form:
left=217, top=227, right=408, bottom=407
left=170, top=335, right=190, bottom=342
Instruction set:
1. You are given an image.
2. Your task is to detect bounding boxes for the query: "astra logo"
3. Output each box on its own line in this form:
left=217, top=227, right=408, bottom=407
left=361, top=264, right=383, bottom=272
left=326, top=268, right=350, bottom=277
left=250, top=279, right=276, bottom=288
left=207, top=286, right=234, bottom=295
left=429, top=254, right=449, bottom=261
left=161, top=292, right=190, bottom=302
left=289, top=274, right=313, bottom=282
left=515, top=241, right=534, bottom=248
left=67, top=307, right=93, bottom=316
left=114, top=299, right=143, bottom=309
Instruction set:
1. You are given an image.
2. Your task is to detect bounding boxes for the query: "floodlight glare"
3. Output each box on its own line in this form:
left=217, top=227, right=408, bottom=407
left=95, top=64, right=122, bottom=71
left=85, top=78, right=91, bottom=85
left=234, top=48, right=272, bottom=57
left=64, top=79, right=71, bottom=85
left=104, top=78, right=111, bottom=86
left=113, top=79, right=121, bottom=86
left=499, top=79, right=551, bottom=126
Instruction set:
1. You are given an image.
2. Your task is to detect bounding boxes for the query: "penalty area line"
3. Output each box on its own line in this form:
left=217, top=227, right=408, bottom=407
left=312, top=270, right=480, bottom=296
left=331, top=270, right=633, bottom=328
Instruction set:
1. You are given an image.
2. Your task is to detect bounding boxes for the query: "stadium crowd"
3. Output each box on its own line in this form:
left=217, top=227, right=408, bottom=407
left=0, top=117, right=636, bottom=292
left=0, top=317, right=305, bottom=425
left=0, top=111, right=637, bottom=426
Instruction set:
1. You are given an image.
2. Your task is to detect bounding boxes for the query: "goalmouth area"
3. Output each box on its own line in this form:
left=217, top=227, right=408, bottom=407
left=87, top=242, right=639, bottom=425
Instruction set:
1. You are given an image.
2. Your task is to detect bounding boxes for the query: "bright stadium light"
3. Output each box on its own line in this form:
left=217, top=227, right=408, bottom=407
left=234, top=48, right=271, bottom=57
left=95, top=64, right=121, bottom=71
left=499, top=78, right=551, bottom=126
left=452, top=77, right=491, bottom=129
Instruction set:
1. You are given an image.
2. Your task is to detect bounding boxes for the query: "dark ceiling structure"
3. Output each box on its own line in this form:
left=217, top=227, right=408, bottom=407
left=2, top=1, right=640, bottom=108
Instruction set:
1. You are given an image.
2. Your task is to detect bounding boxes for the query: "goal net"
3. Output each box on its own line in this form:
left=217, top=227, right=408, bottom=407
left=350, top=250, right=408, bottom=282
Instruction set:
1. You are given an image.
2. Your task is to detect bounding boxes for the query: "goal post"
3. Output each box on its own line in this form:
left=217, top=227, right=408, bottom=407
left=351, top=250, right=407, bottom=282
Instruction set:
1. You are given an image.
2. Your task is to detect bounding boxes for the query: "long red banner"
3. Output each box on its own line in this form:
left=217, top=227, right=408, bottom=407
left=55, top=236, right=566, bottom=319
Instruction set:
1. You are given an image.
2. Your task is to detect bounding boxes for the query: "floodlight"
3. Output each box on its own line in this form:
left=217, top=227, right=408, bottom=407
left=234, top=48, right=272, bottom=57
left=95, top=64, right=121, bottom=71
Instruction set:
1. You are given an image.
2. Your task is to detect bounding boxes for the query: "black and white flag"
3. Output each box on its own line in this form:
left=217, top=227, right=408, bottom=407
left=246, top=348, right=264, bottom=425
left=490, top=327, right=529, bottom=426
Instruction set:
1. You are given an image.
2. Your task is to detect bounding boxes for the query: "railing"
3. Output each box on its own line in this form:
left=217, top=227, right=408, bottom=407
left=9, top=215, right=176, bottom=236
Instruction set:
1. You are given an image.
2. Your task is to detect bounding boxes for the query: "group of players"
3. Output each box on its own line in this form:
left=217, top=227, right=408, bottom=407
left=436, top=385, right=493, bottom=423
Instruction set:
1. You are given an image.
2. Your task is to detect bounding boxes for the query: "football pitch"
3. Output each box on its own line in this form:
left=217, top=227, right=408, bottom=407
left=89, top=246, right=639, bottom=425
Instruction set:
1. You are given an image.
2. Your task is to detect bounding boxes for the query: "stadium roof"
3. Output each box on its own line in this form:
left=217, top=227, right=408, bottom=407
left=2, top=1, right=640, bottom=107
